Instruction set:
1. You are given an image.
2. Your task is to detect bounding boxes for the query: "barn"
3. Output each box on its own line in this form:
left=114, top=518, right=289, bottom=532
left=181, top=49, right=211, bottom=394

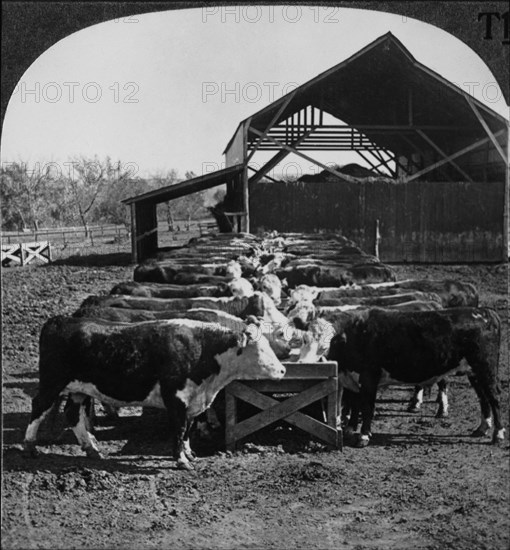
left=124, top=32, right=508, bottom=263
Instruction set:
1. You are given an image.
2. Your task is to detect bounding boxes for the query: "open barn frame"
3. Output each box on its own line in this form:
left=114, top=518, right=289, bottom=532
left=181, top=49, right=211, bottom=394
left=125, top=32, right=508, bottom=263
left=223, top=32, right=508, bottom=258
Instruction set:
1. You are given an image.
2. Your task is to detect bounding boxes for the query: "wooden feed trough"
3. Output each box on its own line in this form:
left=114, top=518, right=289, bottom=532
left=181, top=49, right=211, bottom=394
left=225, top=361, right=342, bottom=451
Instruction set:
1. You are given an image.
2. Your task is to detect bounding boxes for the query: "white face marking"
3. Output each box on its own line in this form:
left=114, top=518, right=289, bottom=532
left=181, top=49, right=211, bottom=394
left=229, top=278, right=254, bottom=298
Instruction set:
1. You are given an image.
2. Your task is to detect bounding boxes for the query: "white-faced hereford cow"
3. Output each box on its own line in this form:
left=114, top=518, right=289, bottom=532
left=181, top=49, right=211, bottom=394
left=326, top=307, right=504, bottom=447
left=24, top=317, right=286, bottom=469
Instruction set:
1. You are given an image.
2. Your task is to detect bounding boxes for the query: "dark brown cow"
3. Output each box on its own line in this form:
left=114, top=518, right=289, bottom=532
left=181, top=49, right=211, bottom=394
left=326, top=307, right=504, bottom=448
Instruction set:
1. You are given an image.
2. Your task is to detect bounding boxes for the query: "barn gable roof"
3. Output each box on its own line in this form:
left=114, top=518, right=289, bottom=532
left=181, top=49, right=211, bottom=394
left=223, top=32, right=508, bottom=158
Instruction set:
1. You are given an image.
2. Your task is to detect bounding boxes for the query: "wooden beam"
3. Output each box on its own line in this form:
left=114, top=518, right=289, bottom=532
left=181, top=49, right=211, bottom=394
left=246, top=91, right=296, bottom=162
left=416, top=130, right=474, bottom=183
left=247, top=165, right=280, bottom=184
left=465, top=96, right=508, bottom=164
left=248, top=127, right=316, bottom=185
left=249, top=127, right=365, bottom=184
left=356, top=150, right=389, bottom=176
left=405, top=130, right=505, bottom=183
left=248, top=150, right=291, bottom=185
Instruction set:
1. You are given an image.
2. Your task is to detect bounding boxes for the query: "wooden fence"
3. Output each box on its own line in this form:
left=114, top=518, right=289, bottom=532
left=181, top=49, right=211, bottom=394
left=1, top=224, right=129, bottom=245
left=1, top=241, right=52, bottom=266
left=249, top=179, right=505, bottom=263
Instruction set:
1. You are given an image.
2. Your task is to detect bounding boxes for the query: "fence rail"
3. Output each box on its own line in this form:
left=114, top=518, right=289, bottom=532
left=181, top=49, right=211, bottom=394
left=1, top=241, right=52, bottom=266
left=1, top=224, right=129, bottom=245
left=1, top=218, right=218, bottom=265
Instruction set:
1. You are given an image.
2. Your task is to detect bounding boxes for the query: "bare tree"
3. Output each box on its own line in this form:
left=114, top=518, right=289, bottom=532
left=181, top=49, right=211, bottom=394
left=65, top=156, right=130, bottom=237
left=0, top=161, right=51, bottom=231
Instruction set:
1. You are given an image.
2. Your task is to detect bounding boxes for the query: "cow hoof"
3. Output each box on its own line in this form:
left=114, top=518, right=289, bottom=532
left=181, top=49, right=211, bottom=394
left=85, top=448, right=103, bottom=460
left=492, top=429, right=506, bottom=446
left=177, top=460, right=194, bottom=471
left=435, top=410, right=448, bottom=419
left=407, top=404, right=420, bottom=413
left=354, top=435, right=370, bottom=448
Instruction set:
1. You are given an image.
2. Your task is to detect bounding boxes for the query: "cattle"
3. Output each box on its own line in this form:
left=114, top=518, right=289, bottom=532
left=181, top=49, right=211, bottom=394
left=134, top=260, right=232, bottom=285
left=258, top=273, right=283, bottom=306
left=228, top=278, right=254, bottom=299
left=365, top=279, right=479, bottom=307
left=277, top=263, right=396, bottom=288
left=78, top=292, right=288, bottom=332
left=225, top=260, right=243, bottom=280
left=110, top=281, right=231, bottom=299
left=326, top=307, right=504, bottom=447
left=74, top=306, right=291, bottom=360
left=313, top=292, right=443, bottom=308
left=290, top=279, right=479, bottom=308
left=23, top=317, right=286, bottom=469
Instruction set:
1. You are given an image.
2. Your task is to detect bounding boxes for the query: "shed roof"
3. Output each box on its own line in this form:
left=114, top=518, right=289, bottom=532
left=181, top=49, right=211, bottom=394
left=224, top=32, right=508, bottom=158
left=122, top=164, right=244, bottom=206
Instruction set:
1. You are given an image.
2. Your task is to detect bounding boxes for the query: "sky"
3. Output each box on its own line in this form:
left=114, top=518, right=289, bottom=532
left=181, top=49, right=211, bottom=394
left=1, top=5, right=508, bottom=181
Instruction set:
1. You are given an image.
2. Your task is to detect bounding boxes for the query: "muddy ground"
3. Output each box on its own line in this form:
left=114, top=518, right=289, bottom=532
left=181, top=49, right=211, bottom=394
left=2, top=255, right=509, bottom=549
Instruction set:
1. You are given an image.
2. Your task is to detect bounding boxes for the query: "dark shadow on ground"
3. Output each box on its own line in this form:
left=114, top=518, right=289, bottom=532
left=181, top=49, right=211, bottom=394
left=50, top=252, right=133, bottom=267
left=3, top=447, right=167, bottom=475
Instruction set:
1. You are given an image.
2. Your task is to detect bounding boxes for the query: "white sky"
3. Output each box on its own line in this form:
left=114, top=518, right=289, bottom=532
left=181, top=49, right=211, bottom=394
left=1, top=5, right=508, bottom=180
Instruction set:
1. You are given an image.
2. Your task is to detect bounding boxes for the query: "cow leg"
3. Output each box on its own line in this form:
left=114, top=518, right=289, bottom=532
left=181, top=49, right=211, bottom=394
left=65, top=394, right=102, bottom=459
left=23, top=392, right=61, bottom=457
left=435, top=380, right=449, bottom=418
left=468, top=374, right=505, bottom=444
left=407, top=387, right=424, bottom=413
left=467, top=374, right=495, bottom=437
left=356, top=372, right=380, bottom=448
left=343, top=390, right=360, bottom=437
left=163, top=393, right=194, bottom=470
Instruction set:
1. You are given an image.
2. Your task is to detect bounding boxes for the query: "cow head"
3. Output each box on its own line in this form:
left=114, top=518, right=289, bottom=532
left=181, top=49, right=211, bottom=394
left=259, top=274, right=282, bottom=306
left=289, top=285, right=319, bottom=306
left=225, top=260, right=242, bottom=281
left=229, top=278, right=255, bottom=299
left=296, top=318, right=336, bottom=363
left=286, top=301, right=317, bottom=328
left=221, top=325, right=286, bottom=380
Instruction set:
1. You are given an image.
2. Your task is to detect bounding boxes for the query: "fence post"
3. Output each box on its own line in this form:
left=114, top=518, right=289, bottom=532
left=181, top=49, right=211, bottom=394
left=374, top=219, right=381, bottom=259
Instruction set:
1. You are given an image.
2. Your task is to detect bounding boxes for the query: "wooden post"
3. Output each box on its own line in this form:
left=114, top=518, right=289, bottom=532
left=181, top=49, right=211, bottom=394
left=130, top=203, right=137, bottom=263
left=241, top=165, right=249, bottom=233
left=375, top=219, right=381, bottom=259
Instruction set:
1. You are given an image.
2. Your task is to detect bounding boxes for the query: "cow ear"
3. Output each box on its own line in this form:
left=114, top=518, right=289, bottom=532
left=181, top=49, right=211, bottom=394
left=245, top=315, right=261, bottom=327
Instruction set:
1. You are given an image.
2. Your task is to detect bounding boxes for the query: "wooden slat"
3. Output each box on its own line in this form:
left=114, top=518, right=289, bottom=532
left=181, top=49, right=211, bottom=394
left=244, top=379, right=328, bottom=393
left=281, top=362, right=337, bottom=379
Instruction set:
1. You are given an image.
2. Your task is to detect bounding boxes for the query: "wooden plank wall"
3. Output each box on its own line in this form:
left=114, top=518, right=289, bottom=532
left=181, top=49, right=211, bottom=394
left=249, top=179, right=505, bottom=262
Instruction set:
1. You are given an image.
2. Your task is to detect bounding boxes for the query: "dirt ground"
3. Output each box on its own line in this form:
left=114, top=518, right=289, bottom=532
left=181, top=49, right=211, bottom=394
left=2, top=256, right=509, bottom=549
